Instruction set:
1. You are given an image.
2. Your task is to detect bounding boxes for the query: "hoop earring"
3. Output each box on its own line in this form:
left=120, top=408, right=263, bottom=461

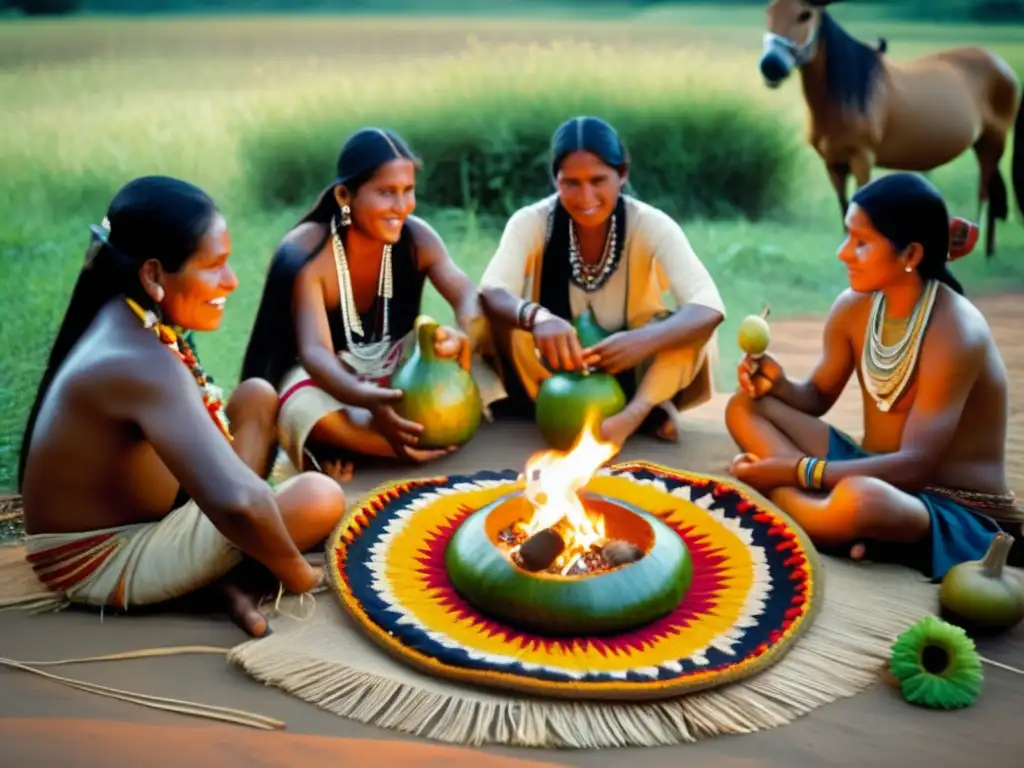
left=340, top=204, right=352, bottom=227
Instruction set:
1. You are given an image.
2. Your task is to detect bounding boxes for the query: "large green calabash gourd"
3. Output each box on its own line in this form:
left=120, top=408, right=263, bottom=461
left=389, top=315, right=483, bottom=449
left=535, top=307, right=627, bottom=451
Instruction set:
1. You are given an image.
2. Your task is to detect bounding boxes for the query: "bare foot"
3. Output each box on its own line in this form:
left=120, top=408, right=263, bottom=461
left=653, top=403, right=681, bottom=443
left=727, top=452, right=758, bottom=476
left=655, top=418, right=678, bottom=443
left=322, top=458, right=355, bottom=484
left=221, top=581, right=270, bottom=638
left=600, top=409, right=645, bottom=449
left=304, top=551, right=326, bottom=568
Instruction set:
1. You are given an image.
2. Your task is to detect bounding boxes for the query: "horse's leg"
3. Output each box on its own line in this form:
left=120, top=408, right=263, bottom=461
left=974, top=130, right=1008, bottom=258
left=849, top=150, right=875, bottom=190
left=827, top=162, right=850, bottom=223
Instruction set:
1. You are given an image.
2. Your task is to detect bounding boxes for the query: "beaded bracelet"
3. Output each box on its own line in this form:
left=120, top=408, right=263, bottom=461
left=796, top=456, right=828, bottom=491
left=517, top=301, right=542, bottom=331
left=525, top=302, right=542, bottom=330
left=517, top=300, right=535, bottom=329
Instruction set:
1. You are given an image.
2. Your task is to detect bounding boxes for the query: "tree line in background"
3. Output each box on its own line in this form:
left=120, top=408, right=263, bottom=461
left=2, top=0, right=1022, bottom=25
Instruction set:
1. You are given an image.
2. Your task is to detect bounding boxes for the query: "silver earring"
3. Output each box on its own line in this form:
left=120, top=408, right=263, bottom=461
left=340, top=204, right=352, bottom=227
left=154, top=284, right=165, bottom=303
left=904, top=266, right=913, bottom=273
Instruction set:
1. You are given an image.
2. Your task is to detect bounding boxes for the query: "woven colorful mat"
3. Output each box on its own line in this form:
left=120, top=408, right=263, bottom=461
left=327, top=460, right=820, bottom=700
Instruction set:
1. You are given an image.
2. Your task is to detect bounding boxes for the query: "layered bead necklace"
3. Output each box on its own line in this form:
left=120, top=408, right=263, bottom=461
left=330, top=216, right=396, bottom=381
left=124, top=297, right=233, bottom=441
left=568, top=213, right=620, bottom=292
left=861, top=279, right=940, bottom=412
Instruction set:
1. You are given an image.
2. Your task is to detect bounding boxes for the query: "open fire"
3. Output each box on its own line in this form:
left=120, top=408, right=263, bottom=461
left=498, top=418, right=644, bottom=576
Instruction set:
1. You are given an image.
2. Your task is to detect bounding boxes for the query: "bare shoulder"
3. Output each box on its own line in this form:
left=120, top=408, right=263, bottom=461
left=405, top=215, right=447, bottom=252
left=830, top=288, right=870, bottom=315
left=823, top=289, right=868, bottom=333
left=69, top=324, right=194, bottom=423
left=929, top=287, right=992, bottom=355
left=280, top=221, right=327, bottom=257
left=103, top=337, right=193, bottom=402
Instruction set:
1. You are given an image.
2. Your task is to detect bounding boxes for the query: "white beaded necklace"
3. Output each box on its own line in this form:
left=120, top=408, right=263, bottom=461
left=331, top=216, right=396, bottom=381
left=860, top=279, right=939, bottom=412
left=568, top=214, right=619, bottom=292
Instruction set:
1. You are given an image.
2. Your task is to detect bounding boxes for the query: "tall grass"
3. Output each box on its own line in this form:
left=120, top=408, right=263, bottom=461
left=240, top=41, right=798, bottom=220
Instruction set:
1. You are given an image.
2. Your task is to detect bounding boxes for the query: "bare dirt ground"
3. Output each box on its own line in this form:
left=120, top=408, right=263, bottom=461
left=1, top=294, right=1022, bottom=766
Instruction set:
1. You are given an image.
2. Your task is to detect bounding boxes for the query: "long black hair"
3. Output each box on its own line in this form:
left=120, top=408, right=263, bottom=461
left=539, top=116, right=630, bottom=320
left=851, top=172, right=964, bottom=295
left=18, top=175, right=218, bottom=489
left=239, top=127, right=420, bottom=390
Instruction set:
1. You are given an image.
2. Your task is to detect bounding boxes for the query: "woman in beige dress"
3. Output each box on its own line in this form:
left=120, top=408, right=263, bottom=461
left=478, top=116, right=727, bottom=447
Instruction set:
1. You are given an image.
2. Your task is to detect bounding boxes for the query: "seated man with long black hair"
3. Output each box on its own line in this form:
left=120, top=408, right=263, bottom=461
left=726, top=172, right=1023, bottom=580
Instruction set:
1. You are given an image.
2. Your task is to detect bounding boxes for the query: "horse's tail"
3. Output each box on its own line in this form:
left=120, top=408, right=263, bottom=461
left=1013, top=97, right=1024, bottom=221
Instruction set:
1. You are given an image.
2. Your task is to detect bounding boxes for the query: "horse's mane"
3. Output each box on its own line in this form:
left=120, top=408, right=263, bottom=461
left=818, top=12, right=883, bottom=115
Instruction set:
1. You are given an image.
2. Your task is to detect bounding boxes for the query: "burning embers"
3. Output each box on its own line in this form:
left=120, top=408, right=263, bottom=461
left=499, top=421, right=645, bottom=576
left=500, top=519, right=643, bottom=575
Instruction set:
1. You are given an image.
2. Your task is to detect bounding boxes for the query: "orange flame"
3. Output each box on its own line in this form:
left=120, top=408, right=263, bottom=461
left=517, top=414, right=617, bottom=573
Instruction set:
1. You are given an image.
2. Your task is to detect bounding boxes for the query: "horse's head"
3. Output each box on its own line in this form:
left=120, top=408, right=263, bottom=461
left=760, top=0, right=835, bottom=88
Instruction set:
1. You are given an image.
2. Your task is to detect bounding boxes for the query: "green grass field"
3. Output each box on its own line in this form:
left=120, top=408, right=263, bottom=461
left=1, top=5, right=1023, bottom=490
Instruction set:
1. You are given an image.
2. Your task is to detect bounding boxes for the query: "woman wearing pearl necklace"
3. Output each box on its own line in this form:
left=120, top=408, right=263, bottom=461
left=242, top=128, right=501, bottom=482
left=478, top=116, right=727, bottom=448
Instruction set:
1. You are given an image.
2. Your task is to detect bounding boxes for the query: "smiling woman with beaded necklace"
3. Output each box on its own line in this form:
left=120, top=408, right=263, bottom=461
left=15, top=176, right=341, bottom=638
left=241, top=128, right=498, bottom=482
left=478, top=116, right=727, bottom=448
left=725, top=172, right=1023, bottom=580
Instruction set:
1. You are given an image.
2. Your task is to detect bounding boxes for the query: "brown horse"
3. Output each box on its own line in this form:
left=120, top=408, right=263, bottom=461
left=759, top=0, right=1023, bottom=256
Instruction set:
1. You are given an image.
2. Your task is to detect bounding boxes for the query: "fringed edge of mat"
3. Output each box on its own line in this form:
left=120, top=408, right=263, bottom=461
left=226, top=557, right=940, bottom=749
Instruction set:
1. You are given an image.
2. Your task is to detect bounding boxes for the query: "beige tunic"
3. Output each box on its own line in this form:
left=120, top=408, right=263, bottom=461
left=480, top=194, right=726, bottom=409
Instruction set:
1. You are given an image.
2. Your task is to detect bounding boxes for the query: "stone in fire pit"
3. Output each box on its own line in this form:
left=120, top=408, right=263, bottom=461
left=501, top=519, right=644, bottom=575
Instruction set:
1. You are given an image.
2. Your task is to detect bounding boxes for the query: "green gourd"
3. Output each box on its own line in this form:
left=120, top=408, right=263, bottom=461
left=574, top=305, right=608, bottom=349
left=445, top=491, right=693, bottom=636
left=389, top=315, right=483, bottom=449
left=939, top=532, right=1024, bottom=634
left=534, top=307, right=626, bottom=451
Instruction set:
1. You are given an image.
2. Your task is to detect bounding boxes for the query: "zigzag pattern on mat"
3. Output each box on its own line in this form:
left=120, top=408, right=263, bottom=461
left=331, top=464, right=818, bottom=698
left=228, top=464, right=944, bottom=749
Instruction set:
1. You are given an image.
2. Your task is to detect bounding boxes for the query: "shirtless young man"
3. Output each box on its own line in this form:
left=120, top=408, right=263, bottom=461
left=725, top=173, right=1022, bottom=580
left=18, top=176, right=343, bottom=636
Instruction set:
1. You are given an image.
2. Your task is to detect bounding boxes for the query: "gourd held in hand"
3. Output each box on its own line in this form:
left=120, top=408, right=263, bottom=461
left=389, top=315, right=483, bottom=449
left=535, top=307, right=627, bottom=451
